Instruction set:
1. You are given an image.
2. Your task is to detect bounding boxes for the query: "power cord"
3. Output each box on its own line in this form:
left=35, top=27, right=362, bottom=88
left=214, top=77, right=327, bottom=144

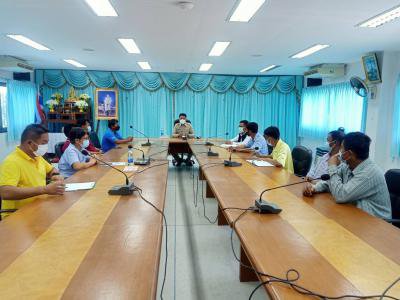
left=134, top=187, right=168, bottom=300
left=227, top=208, right=400, bottom=300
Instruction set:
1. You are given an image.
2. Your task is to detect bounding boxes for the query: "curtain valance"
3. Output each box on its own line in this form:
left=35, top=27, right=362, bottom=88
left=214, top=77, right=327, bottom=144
left=35, top=69, right=302, bottom=94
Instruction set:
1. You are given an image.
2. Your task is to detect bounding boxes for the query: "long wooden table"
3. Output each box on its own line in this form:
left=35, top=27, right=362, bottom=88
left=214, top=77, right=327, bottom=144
left=188, top=140, right=400, bottom=299
left=1, top=138, right=400, bottom=299
left=0, top=141, right=169, bottom=299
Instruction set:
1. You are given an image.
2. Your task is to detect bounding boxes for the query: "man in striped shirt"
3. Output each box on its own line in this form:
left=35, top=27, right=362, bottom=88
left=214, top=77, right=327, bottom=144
left=303, top=132, right=391, bottom=219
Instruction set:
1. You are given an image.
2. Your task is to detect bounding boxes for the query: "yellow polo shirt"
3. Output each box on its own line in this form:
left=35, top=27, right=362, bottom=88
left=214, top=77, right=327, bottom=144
left=0, top=147, right=53, bottom=216
left=271, top=139, right=294, bottom=173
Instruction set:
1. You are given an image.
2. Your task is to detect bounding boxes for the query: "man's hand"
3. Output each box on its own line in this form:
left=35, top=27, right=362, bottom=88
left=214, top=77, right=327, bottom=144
left=128, top=136, right=133, bottom=142
left=328, top=153, right=340, bottom=166
left=303, top=183, right=315, bottom=197
left=226, top=141, right=232, bottom=145
left=44, top=181, right=65, bottom=195
left=89, top=158, right=97, bottom=166
left=50, top=174, right=64, bottom=182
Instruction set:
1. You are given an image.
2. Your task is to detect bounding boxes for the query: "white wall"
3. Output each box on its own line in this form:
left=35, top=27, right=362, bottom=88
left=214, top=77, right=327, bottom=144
left=300, top=51, right=400, bottom=171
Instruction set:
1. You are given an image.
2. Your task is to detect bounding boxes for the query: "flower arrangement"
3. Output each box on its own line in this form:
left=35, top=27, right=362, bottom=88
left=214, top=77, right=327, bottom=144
left=46, top=99, right=59, bottom=112
left=74, top=100, right=89, bottom=112
left=79, top=93, right=91, bottom=101
left=51, top=93, right=63, bottom=104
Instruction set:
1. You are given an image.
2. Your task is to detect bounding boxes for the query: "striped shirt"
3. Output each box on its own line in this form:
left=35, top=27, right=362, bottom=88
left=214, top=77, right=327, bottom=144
left=307, top=153, right=329, bottom=179
left=315, top=158, right=391, bottom=219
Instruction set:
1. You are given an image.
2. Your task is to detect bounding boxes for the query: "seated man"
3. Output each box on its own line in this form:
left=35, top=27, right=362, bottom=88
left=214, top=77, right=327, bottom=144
left=258, top=126, right=294, bottom=173
left=171, top=113, right=195, bottom=166
left=101, top=119, right=133, bottom=153
left=59, top=127, right=97, bottom=178
left=303, top=132, right=391, bottom=219
left=62, top=119, right=100, bottom=153
left=0, top=124, right=65, bottom=218
left=306, top=129, right=345, bottom=180
left=233, top=122, right=268, bottom=155
left=226, top=120, right=251, bottom=146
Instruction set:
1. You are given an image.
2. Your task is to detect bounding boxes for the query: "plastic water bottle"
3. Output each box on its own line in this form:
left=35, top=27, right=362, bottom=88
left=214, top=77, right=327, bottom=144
left=160, top=128, right=164, bottom=137
left=127, top=147, right=134, bottom=166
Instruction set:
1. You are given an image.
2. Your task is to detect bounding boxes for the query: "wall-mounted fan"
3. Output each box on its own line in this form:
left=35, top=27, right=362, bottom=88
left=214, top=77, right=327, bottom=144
left=350, top=76, right=369, bottom=97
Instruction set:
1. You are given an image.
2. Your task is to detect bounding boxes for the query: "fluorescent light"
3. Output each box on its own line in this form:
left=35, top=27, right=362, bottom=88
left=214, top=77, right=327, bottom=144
left=63, top=59, right=87, bottom=68
left=208, top=42, right=231, bottom=56
left=118, top=38, right=141, bottom=54
left=138, top=61, right=151, bottom=70
left=84, top=0, right=118, bottom=16
left=357, top=4, right=400, bottom=28
left=6, top=35, right=50, bottom=51
left=229, top=0, right=266, bottom=22
left=291, top=44, right=330, bottom=59
left=259, top=65, right=279, bottom=73
left=199, top=63, right=213, bottom=71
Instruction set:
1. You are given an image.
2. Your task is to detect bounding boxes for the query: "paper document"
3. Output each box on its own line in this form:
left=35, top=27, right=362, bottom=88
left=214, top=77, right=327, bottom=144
left=65, top=182, right=96, bottom=192
left=123, top=166, right=138, bottom=172
left=99, top=162, right=126, bottom=166
left=220, top=143, right=238, bottom=148
left=246, top=160, right=274, bottom=167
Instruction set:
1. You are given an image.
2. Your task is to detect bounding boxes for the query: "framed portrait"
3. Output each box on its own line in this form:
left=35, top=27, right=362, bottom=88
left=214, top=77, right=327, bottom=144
left=362, top=53, right=382, bottom=84
left=95, top=88, right=118, bottom=120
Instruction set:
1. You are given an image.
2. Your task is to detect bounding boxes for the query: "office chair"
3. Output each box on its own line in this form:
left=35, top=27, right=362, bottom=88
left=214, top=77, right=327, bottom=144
left=89, top=131, right=101, bottom=149
left=54, top=142, right=65, bottom=159
left=384, top=169, right=400, bottom=228
left=0, top=197, right=17, bottom=221
left=292, top=146, right=313, bottom=177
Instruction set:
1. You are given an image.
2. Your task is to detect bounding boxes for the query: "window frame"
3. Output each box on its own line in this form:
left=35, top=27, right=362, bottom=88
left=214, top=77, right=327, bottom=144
left=0, top=82, right=7, bottom=133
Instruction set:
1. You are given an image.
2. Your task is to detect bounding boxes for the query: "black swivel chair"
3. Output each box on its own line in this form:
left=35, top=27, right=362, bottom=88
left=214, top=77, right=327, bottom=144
left=292, top=146, right=313, bottom=177
left=0, top=197, right=17, bottom=221
left=384, top=169, right=400, bottom=228
left=89, top=131, right=101, bottom=149
left=54, top=142, right=65, bottom=159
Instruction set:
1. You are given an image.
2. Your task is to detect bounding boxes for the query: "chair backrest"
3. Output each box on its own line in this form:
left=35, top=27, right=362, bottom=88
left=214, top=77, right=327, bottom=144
left=292, top=145, right=313, bottom=177
left=54, top=142, right=65, bottom=159
left=89, top=131, right=101, bottom=149
left=385, top=169, right=400, bottom=220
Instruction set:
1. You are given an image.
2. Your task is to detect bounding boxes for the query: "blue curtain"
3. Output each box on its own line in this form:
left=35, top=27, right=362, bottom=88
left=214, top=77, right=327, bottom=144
left=391, top=75, right=400, bottom=158
left=299, top=82, right=366, bottom=139
left=6, top=80, right=37, bottom=141
left=175, top=87, right=299, bottom=148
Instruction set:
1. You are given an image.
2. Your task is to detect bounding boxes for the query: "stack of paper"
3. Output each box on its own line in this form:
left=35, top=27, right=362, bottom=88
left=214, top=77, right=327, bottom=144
left=219, top=143, right=238, bottom=148
left=246, top=160, right=274, bottom=167
left=65, top=182, right=96, bottom=192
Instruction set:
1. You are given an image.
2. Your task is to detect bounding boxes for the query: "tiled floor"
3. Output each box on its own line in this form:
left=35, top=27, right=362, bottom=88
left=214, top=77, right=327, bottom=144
left=157, top=160, right=268, bottom=300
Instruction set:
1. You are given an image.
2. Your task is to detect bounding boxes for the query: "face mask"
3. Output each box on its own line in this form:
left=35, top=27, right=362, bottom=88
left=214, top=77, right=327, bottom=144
left=239, top=127, right=244, bottom=133
left=114, top=125, right=120, bottom=131
left=82, top=139, right=90, bottom=149
left=326, top=141, right=336, bottom=148
left=338, top=151, right=347, bottom=164
left=33, top=143, right=48, bottom=157
left=179, top=119, right=186, bottom=125
left=87, top=126, right=92, bottom=133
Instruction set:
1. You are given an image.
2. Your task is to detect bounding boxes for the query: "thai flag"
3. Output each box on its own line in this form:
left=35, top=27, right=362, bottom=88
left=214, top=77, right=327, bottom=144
left=35, top=93, right=46, bottom=124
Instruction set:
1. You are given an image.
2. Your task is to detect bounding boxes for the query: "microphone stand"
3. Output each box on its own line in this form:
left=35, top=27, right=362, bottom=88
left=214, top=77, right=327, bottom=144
left=82, top=150, right=135, bottom=195
left=128, top=145, right=150, bottom=166
left=224, top=150, right=242, bottom=167
left=130, top=125, right=151, bottom=147
left=205, top=132, right=229, bottom=146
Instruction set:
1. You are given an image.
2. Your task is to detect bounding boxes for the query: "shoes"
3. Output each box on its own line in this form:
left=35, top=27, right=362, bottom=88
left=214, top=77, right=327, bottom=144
left=184, top=159, right=193, bottom=167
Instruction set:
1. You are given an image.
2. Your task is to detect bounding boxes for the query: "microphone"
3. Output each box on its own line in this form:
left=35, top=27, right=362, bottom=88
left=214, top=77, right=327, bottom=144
left=205, top=132, right=229, bottom=146
left=224, top=148, right=242, bottom=167
left=81, top=149, right=135, bottom=195
left=130, top=125, right=151, bottom=147
left=254, top=174, right=331, bottom=214
left=128, top=145, right=150, bottom=166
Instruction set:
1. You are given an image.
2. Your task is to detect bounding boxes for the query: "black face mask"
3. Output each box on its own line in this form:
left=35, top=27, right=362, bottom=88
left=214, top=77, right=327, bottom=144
left=113, top=125, right=120, bottom=131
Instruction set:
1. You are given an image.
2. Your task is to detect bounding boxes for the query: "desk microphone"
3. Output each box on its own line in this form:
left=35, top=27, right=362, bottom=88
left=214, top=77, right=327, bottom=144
left=129, top=125, right=151, bottom=146
left=128, top=145, right=150, bottom=165
left=224, top=149, right=242, bottom=167
left=205, top=132, right=229, bottom=146
left=81, top=149, right=135, bottom=195
left=255, top=174, right=331, bottom=214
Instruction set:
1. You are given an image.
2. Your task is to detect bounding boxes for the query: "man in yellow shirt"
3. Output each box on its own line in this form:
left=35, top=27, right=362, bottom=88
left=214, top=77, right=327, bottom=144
left=0, top=124, right=65, bottom=218
left=258, top=126, right=294, bottom=173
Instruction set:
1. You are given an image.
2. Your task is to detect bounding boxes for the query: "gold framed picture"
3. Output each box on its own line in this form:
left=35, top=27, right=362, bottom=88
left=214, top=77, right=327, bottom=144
left=362, top=53, right=382, bottom=84
left=95, top=88, right=118, bottom=120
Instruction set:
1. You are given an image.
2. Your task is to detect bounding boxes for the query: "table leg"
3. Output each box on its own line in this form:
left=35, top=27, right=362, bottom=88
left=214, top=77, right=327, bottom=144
left=218, top=205, right=228, bottom=226
left=206, top=181, right=214, bottom=198
left=199, top=167, right=205, bottom=180
left=239, top=246, right=258, bottom=282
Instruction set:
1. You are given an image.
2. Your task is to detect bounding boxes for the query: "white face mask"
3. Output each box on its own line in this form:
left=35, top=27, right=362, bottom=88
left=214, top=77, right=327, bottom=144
left=82, top=139, right=90, bottom=149
left=87, top=126, right=92, bottom=133
left=239, top=127, right=244, bottom=133
left=33, top=144, right=48, bottom=157
left=179, top=119, right=186, bottom=125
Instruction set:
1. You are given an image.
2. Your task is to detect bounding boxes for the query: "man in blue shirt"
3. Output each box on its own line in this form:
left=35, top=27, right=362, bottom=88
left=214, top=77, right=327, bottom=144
left=231, top=122, right=268, bottom=155
left=101, top=119, right=133, bottom=153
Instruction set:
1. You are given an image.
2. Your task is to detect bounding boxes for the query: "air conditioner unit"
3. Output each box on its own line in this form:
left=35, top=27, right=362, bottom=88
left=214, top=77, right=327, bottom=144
left=304, top=64, right=345, bottom=78
left=0, top=56, right=34, bottom=73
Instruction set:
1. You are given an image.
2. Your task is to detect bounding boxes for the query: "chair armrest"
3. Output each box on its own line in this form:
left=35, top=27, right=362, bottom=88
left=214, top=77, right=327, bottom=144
left=385, top=218, right=400, bottom=224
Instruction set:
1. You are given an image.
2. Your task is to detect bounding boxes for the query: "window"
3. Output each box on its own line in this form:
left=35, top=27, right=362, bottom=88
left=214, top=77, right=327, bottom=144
left=0, top=83, right=7, bottom=132
left=299, top=82, right=366, bottom=139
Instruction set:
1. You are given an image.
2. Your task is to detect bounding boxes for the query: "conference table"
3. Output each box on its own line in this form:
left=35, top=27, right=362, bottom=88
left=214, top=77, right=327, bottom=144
left=1, top=137, right=400, bottom=300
